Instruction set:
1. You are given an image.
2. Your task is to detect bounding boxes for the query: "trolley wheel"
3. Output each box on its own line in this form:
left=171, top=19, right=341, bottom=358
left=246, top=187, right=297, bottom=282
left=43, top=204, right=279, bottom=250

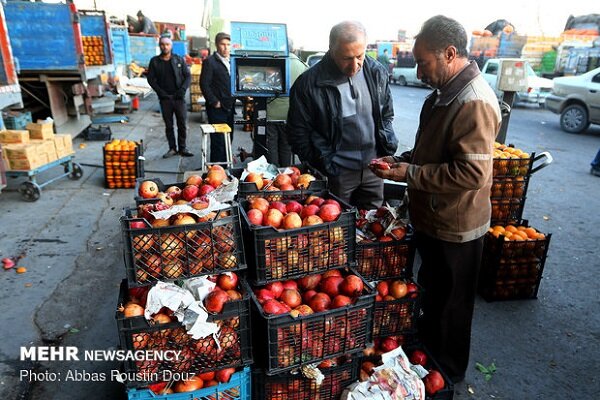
left=66, top=162, right=83, bottom=180
left=19, top=181, right=41, bottom=202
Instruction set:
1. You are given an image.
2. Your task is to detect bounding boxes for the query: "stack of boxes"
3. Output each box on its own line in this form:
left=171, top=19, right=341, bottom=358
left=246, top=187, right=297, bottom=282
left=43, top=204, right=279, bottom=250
left=190, top=64, right=203, bottom=113
left=0, top=121, right=74, bottom=171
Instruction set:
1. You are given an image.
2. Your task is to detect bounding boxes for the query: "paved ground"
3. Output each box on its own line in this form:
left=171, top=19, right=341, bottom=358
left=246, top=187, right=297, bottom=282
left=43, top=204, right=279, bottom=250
left=0, top=86, right=598, bottom=399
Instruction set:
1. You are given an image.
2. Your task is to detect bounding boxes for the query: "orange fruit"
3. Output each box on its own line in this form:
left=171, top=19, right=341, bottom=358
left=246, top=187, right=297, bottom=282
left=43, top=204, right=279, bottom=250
left=505, top=225, right=518, bottom=234
left=524, top=227, right=537, bottom=239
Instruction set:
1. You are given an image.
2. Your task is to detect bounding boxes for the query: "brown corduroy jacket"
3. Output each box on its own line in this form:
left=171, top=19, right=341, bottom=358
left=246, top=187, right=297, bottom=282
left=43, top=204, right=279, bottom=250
left=401, top=61, right=501, bottom=243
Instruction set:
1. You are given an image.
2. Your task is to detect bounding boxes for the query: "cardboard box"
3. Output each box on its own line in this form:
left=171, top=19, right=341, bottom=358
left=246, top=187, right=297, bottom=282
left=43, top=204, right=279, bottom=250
left=8, top=153, right=49, bottom=171
left=30, top=139, right=58, bottom=162
left=0, top=130, right=30, bottom=144
left=3, top=143, right=38, bottom=160
left=27, top=121, right=55, bottom=140
left=53, top=134, right=74, bottom=158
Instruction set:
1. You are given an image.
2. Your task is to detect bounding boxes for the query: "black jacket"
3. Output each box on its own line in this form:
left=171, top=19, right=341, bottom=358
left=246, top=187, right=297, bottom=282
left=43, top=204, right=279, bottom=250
left=287, top=52, right=397, bottom=176
left=200, top=53, right=234, bottom=111
left=147, top=53, right=190, bottom=100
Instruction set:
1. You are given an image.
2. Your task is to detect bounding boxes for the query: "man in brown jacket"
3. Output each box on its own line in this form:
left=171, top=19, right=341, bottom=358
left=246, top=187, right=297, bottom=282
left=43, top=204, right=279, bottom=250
left=372, top=15, right=501, bottom=383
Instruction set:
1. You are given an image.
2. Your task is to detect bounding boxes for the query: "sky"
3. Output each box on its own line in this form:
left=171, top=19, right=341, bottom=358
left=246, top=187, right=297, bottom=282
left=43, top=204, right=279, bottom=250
left=75, top=0, right=597, bottom=50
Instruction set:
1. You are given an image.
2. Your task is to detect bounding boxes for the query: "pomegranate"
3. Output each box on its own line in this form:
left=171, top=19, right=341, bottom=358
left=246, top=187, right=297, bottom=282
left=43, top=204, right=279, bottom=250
left=273, top=174, right=292, bottom=188
left=310, top=197, right=326, bottom=207
left=297, top=273, right=322, bottom=291
left=321, top=269, right=342, bottom=279
left=198, top=184, right=216, bottom=195
left=156, top=192, right=173, bottom=206
left=389, top=280, right=408, bottom=299
left=339, top=275, right=364, bottom=297
left=186, top=174, right=203, bottom=186
left=264, top=208, right=284, bottom=228
left=424, top=370, right=445, bottom=395
left=331, top=294, right=352, bottom=308
left=244, top=172, right=264, bottom=189
left=319, top=204, right=341, bottom=222
left=204, top=289, right=230, bottom=313
left=302, top=215, right=324, bottom=227
left=281, top=212, right=302, bottom=230
left=376, top=281, right=389, bottom=297
left=121, top=302, right=144, bottom=318
left=308, top=292, right=331, bottom=312
left=255, top=288, right=275, bottom=304
left=264, top=281, right=284, bottom=299
left=281, top=280, right=298, bottom=290
left=215, top=367, right=235, bottom=383
left=320, top=276, right=344, bottom=297
left=181, top=185, right=199, bottom=201
left=285, top=200, right=303, bottom=214
left=247, top=208, right=264, bottom=225
left=139, top=180, right=159, bottom=199
left=300, top=204, right=320, bottom=219
left=263, top=299, right=287, bottom=315
left=205, top=167, right=226, bottom=188
left=296, top=174, right=316, bottom=189
left=173, top=376, right=204, bottom=393
left=409, top=350, right=428, bottom=366
left=217, top=272, right=238, bottom=290
left=280, top=289, right=302, bottom=308
left=380, top=337, right=399, bottom=353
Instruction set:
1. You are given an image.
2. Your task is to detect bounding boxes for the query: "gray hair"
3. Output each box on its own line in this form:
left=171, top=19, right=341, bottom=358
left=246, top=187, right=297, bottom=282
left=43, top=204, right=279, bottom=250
left=415, top=15, right=468, bottom=58
left=329, top=21, right=367, bottom=51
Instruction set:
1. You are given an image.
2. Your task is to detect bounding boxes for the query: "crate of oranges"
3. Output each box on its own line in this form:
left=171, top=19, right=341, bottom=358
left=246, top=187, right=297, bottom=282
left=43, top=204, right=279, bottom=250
left=104, top=139, right=144, bottom=189
left=491, top=143, right=552, bottom=225
left=82, top=35, right=106, bottom=66
left=478, top=221, right=551, bottom=301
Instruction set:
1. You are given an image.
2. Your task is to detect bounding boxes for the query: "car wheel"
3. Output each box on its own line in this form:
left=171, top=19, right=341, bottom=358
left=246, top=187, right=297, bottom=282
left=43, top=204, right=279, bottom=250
left=398, top=76, right=407, bottom=86
left=560, top=104, right=589, bottom=133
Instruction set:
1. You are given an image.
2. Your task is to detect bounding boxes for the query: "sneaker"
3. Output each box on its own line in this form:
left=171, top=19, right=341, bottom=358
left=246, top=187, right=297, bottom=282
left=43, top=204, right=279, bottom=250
left=162, top=149, right=178, bottom=158
left=591, top=167, right=600, bottom=177
left=179, top=149, right=194, bottom=157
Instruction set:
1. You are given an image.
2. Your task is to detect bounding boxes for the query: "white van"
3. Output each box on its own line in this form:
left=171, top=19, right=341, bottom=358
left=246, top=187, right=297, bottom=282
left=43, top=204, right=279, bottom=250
left=391, top=57, right=428, bottom=87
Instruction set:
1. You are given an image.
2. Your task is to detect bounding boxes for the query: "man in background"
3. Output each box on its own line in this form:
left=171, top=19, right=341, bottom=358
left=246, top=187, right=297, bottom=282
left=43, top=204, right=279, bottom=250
left=265, top=40, right=309, bottom=166
left=136, top=11, right=157, bottom=35
left=147, top=36, right=192, bottom=158
left=287, top=21, right=397, bottom=209
left=200, top=32, right=235, bottom=164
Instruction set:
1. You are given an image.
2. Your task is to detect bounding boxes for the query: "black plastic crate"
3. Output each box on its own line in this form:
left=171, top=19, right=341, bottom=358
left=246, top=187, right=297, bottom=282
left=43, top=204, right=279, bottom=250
left=253, top=355, right=360, bottom=400
left=246, top=267, right=375, bottom=375
left=479, top=221, right=551, bottom=301
left=361, top=343, right=454, bottom=400
left=83, top=124, right=112, bottom=141
left=372, top=279, right=422, bottom=338
left=490, top=197, right=526, bottom=226
left=493, top=153, right=533, bottom=178
left=104, top=140, right=144, bottom=189
left=121, top=205, right=246, bottom=286
left=239, top=192, right=356, bottom=284
left=491, top=175, right=529, bottom=199
left=134, top=173, right=233, bottom=206
left=116, top=280, right=252, bottom=388
left=231, top=163, right=327, bottom=200
left=356, top=232, right=415, bottom=281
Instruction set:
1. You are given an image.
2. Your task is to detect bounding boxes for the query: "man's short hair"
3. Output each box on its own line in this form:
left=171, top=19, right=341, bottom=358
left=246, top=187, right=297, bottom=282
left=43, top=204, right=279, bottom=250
left=136, top=10, right=144, bottom=17
left=215, top=32, right=231, bottom=44
left=415, top=15, right=468, bottom=58
left=329, top=21, right=367, bottom=51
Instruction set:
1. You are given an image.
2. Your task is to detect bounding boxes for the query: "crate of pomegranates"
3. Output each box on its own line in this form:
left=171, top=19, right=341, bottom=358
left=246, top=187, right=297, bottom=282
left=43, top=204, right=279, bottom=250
left=247, top=267, right=375, bottom=375
left=252, top=355, right=360, bottom=400
left=355, top=207, right=415, bottom=281
left=126, top=366, right=251, bottom=400
left=372, top=278, right=422, bottom=338
left=135, top=165, right=234, bottom=206
left=121, top=203, right=245, bottom=286
left=231, top=162, right=327, bottom=200
left=116, top=277, right=252, bottom=388
left=239, top=191, right=356, bottom=285
left=360, top=342, right=454, bottom=400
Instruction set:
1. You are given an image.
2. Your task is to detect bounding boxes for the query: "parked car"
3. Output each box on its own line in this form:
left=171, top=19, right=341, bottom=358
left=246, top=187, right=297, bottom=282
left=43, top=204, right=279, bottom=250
left=306, top=52, right=325, bottom=67
left=391, top=64, right=428, bottom=87
left=545, top=67, right=600, bottom=133
left=481, top=59, right=554, bottom=106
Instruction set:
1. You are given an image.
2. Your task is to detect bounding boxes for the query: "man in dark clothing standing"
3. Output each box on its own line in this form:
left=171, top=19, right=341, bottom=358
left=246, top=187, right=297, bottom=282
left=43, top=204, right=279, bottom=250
left=287, top=21, right=397, bottom=210
left=136, top=11, right=157, bottom=35
left=147, top=36, right=193, bottom=158
left=200, top=32, right=235, bottom=164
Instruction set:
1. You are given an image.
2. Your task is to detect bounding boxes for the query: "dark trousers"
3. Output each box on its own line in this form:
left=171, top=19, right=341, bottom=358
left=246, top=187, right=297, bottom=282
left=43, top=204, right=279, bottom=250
left=206, top=106, right=235, bottom=163
left=159, top=97, right=188, bottom=151
left=327, top=166, right=383, bottom=210
left=266, top=123, right=292, bottom=167
left=415, top=232, right=484, bottom=379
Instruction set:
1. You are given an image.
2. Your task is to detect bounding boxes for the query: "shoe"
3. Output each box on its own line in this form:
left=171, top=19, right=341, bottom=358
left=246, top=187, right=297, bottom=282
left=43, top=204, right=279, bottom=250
left=179, top=149, right=194, bottom=157
left=162, top=149, right=178, bottom=158
left=591, top=167, right=600, bottom=177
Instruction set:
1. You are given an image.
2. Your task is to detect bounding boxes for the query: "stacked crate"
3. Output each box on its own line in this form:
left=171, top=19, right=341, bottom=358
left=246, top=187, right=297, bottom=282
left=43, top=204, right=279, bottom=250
left=237, top=166, right=371, bottom=399
left=2, top=110, right=32, bottom=130
left=116, top=172, right=252, bottom=398
left=103, top=139, right=144, bottom=189
left=83, top=35, right=106, bottom=66
left=480, top=143, right=553, bottom=301
left=190, top=64, right=203, bottom=113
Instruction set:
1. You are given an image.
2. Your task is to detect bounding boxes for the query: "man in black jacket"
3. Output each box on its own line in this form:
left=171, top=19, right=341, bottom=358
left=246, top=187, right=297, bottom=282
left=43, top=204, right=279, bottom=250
left=287, top=21, right=397, bottom=209
left=147, top=36, right=192, bottom=158
left=200, top=32, right=234, bottom=164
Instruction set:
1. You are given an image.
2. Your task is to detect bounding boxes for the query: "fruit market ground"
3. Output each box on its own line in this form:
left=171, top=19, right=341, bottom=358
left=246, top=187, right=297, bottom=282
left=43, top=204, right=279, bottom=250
left=0, top=86, right=599, bottom=399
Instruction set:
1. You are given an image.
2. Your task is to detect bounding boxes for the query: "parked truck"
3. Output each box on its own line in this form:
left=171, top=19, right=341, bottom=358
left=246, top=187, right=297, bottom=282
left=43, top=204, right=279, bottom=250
left=0, top=2, right=22, bottom=111
left=4, top=0, right=114, bottom=131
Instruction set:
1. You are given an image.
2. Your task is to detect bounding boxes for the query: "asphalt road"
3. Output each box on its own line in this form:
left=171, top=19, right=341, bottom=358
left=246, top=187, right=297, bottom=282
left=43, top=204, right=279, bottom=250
left=0, top=85, right=598, bottom=399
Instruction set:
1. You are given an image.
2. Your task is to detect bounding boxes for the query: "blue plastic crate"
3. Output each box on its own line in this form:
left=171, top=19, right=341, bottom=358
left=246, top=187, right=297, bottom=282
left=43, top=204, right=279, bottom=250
left=126, top=367, right=251, bottom=400
left=2, top=111, right=32, bottom=130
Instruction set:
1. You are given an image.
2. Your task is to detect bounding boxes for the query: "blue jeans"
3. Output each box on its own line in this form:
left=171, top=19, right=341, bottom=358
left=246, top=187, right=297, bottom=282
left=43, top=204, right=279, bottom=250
left=591, top=148, right=600, bottom=169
